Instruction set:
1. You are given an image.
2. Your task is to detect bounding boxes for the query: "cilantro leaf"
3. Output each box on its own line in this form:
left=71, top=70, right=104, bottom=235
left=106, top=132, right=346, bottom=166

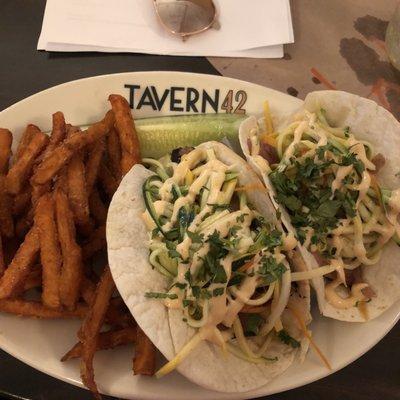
left=296, top=228, right=306, bottom=245
left=314, top=200, right=341, bottom=219
left=207, top=203, right=230, bottom=212
left=191, top=306, right=203, bottom=320
left=277, top=330, right=300, bottom=348
left=145, top=292, right=178, bottom=300
left=191, top=286, right=201, bottom=298
left=213, top=263, right=228, bottom=284
left=258, top=256, right=287, bottom=284
left=243, top=314, right=264, bottom=336
left=270, top=170, right=298, bottom=193
left=342, top=152, right=365, bottom=175
left=187, top=230, right=204, bottom=244
left=250, top=215, right=266, bottom=230
left=228, top=272, right=246, bottom=287
left=151, top=227, right=160, bottom=239
left=178, top=207, right=189, bottom=240
left=249, top=228, right=283, bottom=253
left=164, top=228, right=179, bottom=241
left=173, top=282, right=187, bottom=290
left=171, top=184, right=181, bottom=202
left=236, top=213, right=248, bottom=223
left=212, top=287, right=225, bottom=296
left=201, top=289, right=212, bottom=299
left=201, top=231, right=229, bottom=284
left=182, top=299, right=192, bottom=307
left=277, top=193, right=302, bottom=211
left=184, top=269, right=192, bottom=284
left=179, top=185, right=189, bottom=196
left=228, top=225, right=241, bottom=238
left=166, top=241, right=181, bottom=259
left=316, top=143, right=342, bottom=160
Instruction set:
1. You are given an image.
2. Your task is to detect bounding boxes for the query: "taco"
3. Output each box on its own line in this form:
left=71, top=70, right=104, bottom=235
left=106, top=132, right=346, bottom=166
left=107, top=141, right=312, bottom=392
left=240, top=90, right=400, bottom=322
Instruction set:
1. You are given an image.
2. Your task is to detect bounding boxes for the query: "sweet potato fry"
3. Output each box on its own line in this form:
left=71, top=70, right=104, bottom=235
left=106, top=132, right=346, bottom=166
left=79, top=266, right=115, bottom=399
left=55, top=188, right=83, bottom=310
left=67, top=150, right=90, bottom=229
left=32, top=111, right=115, bottom=186
left=105, top=303, right=133, bottom=328
left=82, top=225, right=106, bottom=260
left=86, top=138, right=105, bottom=196
left=12, top=264, right=42, bottom=296
left=98, top=162, right=118, bottom=198
left=83, top=295, right=131, bottom=328
left=0, top=226, right=40, bottom=299
left=6, top=130, right=49, bottom=195
left=34, top=193, right=62, bottom=309
left=15, top=124, right=39, bottom=161
left=89, top=188, right=107, bottom=226
left=109, top=95, right=141, bottom=175
left=23, top=265, right=42, bottom=291
left=15, top=213, right=32, bottom=239
left=0, top=128, right=12, bottom=174
left=133, top=326, right=156, bottom=376
left=81, top=276, right=97, bottom=305
left=54, top=166, right=68, bottom=192
left=31, top=114, right=67, bottom=206
left=31, top=183, right=48, bottom=209
left=12, top=185, right=31, bottom=216
left=32, top=138, right=70, bottom=186
left=2, top=236, right=20, bottom=265
left=106, top=126, right=122, bottom=181
left=109, top=296, right=125, bottom=309
left=0, top=299, right=87, bottom=319
left=48, top=112, right=67, bottom=154
left=79, top=218, right=96, bottom=238
left=0, top=235, right=5, bottom=278
left=62, top=326, right=136, bottom=361
left=0, top=176, right=14, bottom=238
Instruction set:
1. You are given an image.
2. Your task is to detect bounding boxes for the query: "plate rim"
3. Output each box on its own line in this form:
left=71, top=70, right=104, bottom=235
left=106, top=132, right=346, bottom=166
left=0, top=70, right=399, bottom=400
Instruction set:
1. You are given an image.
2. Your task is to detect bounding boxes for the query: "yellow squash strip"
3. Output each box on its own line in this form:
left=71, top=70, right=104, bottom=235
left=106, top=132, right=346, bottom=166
left=155, top=332, right=204, bottom=378
left=287, top=305, right=332, bottom=370
left=263, top=101, right=274, bottom=135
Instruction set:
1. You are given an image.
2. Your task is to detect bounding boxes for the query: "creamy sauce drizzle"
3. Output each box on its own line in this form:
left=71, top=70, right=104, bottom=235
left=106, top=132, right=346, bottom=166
left=325, top=279, right=368, bottom=309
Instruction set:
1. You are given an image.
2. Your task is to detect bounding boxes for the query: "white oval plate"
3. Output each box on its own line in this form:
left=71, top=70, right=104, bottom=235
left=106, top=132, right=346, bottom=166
left=0, top=72, right=399, bottom=400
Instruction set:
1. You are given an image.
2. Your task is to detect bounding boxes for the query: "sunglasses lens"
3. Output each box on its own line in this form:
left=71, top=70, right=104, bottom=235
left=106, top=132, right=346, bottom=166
left=155, top=0, right=215, bottom=35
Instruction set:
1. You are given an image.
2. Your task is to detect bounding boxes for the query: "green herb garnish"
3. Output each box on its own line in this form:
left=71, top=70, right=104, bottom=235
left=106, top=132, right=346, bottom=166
left=187, top=230, right=204, bottom=243
left=212, top=287, right=225, bottom=296
left=236, top=213, right=248, bottom=223
left=244, top=314, right=264, bottom=336
left=277, top=330, right=300, bottom=348
left=258, top=255, right=287, bottom=284
left=145, top=292, right=178, bottom=300
left=166, top=241, right=181, bottom=259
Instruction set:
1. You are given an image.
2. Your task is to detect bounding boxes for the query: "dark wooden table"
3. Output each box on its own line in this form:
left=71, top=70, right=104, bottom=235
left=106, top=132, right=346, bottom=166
left=0, top=1, right=399, bottom=400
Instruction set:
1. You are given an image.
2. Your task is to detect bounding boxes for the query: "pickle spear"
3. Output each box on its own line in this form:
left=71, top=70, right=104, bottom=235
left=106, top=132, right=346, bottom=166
left=135, top=114, right=246, bottom=158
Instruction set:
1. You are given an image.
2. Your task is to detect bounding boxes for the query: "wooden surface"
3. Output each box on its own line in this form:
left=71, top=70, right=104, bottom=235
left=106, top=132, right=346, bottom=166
left=0, top=1, right=399, bottom=400
left=210, top=0, right=400, bottom=119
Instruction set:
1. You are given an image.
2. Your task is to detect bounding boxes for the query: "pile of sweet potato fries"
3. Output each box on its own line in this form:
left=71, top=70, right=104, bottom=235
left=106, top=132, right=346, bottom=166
left=0, top=94, right=155, bottom=399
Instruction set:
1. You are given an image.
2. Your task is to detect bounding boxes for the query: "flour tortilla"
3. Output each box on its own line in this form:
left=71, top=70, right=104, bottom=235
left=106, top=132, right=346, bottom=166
left=240, top=90, right=400, bottom=322
left=107, top=141, right=310, bottom=393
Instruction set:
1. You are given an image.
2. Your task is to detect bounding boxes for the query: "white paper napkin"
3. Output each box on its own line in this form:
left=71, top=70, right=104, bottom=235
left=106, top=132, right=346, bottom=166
left=38, top=0, right=293, bottom=58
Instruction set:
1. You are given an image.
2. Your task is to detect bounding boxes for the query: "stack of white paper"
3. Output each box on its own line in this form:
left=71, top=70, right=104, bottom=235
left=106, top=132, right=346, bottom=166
left=38, top=0, right=293, bottom=58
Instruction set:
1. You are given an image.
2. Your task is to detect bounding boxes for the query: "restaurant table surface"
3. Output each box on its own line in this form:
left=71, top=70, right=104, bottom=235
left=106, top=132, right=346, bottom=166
left=1, top=1, right=400, bottom=400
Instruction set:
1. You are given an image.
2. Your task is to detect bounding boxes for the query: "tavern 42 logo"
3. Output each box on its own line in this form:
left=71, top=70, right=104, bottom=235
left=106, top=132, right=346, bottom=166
left=124, top=84, right=247, bottom=114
